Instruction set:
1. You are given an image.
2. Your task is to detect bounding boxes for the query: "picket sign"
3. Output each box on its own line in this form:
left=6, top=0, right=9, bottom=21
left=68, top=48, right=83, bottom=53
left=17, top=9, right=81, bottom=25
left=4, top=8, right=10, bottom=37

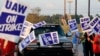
left=20, top=21, right=33, bottom=38
left=1, top=0, right=28, bottom=15
left=19, top=31, right=36, bottom=52
left=32, top=21, right=46, bottom=29
left=88, top=17, right=100, bottom=34
left=20, top=21, right=46, bottom=38
left=87, top=30, right=94, bottom=36
left=39, top=31, right=59, bottom=46
left=93, top=19, right=100, bottom=34
left=0, top=0, right=28, bottom=43
left=68, top=19, right=78, bottom=32
left=80, top=17, right=91, bottom=32
left=89, top=17, right=99, bottom=29
left=19, top=21, right=47, bottom=52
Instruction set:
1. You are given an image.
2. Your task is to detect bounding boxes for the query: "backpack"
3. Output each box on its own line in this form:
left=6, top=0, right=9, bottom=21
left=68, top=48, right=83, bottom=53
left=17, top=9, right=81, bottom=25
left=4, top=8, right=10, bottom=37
left=93, top=34, right=100, bottom=53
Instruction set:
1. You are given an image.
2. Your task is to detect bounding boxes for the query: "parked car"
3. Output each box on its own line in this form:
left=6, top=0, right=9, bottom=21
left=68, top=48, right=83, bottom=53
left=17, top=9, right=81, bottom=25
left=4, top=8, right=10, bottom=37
left=20, top=24, right=73, bottom=56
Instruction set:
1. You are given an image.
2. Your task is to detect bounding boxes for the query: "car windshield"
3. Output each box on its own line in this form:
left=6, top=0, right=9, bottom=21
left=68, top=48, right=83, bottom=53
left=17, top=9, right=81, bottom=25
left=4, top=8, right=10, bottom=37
left=34, top=25, right=65, bottom=37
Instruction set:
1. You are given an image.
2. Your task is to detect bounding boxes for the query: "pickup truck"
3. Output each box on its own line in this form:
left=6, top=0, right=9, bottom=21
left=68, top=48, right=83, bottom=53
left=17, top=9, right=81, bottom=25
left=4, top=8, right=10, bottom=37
left=21, top=24, right=73, bottom=56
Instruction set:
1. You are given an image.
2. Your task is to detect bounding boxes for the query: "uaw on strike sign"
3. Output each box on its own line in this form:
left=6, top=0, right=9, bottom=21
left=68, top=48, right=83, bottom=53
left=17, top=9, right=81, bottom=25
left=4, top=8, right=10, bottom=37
left=68, top=19, right=78, bottom=32
left=20, top=21, right=33, bottom=38
left=19, top=21, right=46, bottom=52
left=0, top=0, right=28, bottom=43
left=19, top=31, right=36, bottom=52
left=93, top=20, right=100, bottom=33
left=39, top=31, right=59, bottom=46
left=80, top=17, right=91, bottom=32
left=89, top=17, right=100, bottom=34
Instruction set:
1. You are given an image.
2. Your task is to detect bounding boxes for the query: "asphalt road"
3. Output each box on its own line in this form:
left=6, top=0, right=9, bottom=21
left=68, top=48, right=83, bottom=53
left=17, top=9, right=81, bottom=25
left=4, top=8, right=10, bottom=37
left=67, top=37, right=84, bottom=56
left=78, top=44, right=83, bottom=56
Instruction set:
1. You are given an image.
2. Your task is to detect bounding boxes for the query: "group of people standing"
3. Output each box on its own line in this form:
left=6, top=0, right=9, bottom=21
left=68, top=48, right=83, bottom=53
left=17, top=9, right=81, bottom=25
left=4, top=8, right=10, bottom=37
left=81, top=32, right=100, bottom=56
left=70, top=31, right=100, bottom=56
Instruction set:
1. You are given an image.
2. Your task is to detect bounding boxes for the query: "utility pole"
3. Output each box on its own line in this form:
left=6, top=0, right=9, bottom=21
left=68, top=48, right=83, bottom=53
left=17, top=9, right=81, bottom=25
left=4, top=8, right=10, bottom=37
left=69, top=2, right=71, bottom=14
left=75, top=0, right=77, bottom=19
left=75, top=1, right=79, bottom=56
left=88, top=0, right=90, bottom=17
left=67, top=0, right=73, bottom=14
left=64, top=0, right=66, bottom=20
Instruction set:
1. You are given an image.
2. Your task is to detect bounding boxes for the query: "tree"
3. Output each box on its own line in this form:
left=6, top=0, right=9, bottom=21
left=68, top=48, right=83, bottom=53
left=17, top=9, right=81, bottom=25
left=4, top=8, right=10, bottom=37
left=26, top=13, right=38, bottom=23
left=96, top=14, right=100, bottom=18
left=26, top=7, right=42, bottom=23
left=71, top=14, right=83, bottom=24
left=43, top=15, right=51, bottom=24
left=90, top=15, right=93, bottom=20
left=51, top=14, right=62, bottom=24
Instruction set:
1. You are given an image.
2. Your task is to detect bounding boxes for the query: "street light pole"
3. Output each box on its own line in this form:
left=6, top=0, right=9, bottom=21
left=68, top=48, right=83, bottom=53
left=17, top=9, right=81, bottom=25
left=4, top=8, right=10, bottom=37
left=69, top=2, right=71, bottom=14
left=64, top=0, right=66, bottom=20
left=67, top=0, right=73, bottom=14
left=75, top=0, right=77, bottom=19
left=88, top=0, right=90, bottom=17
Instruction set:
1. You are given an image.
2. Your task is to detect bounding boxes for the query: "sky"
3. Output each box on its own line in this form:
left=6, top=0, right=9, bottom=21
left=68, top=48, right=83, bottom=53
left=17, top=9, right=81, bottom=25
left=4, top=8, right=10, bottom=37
left=0, top=0, right=100, bottom=16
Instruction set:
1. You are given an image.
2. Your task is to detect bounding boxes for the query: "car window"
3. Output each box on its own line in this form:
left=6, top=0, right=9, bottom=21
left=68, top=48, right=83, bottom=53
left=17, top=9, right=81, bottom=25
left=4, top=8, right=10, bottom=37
left=34, top=25, right=65, bottom=37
